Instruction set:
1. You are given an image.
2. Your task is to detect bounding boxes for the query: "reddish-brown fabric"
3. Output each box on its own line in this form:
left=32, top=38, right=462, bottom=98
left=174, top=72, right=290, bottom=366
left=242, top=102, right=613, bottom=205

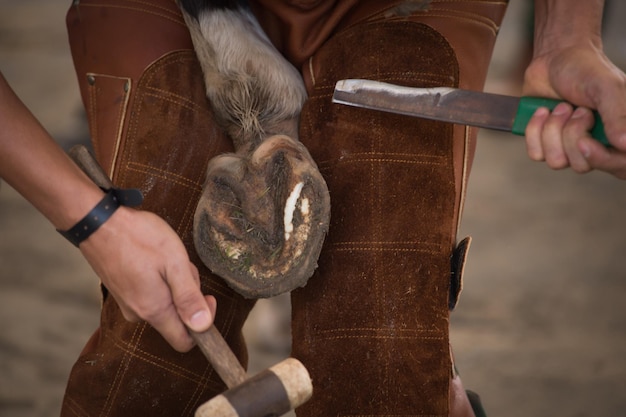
left=62, top=0, right=507, bottom=416
left=249, top=0, right=376, bottom=68
left=66, top=0, right=194, bottom=178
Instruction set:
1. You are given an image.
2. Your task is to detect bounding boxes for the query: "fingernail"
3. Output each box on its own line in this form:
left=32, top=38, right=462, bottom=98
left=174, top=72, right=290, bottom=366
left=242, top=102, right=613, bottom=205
left=189, top=310, right=211, bottom=331
left=579, top=142, right=591, bottom=159
left=572, top=107, right=587, bottom=119
left=552, top=103, right=570, bottom=116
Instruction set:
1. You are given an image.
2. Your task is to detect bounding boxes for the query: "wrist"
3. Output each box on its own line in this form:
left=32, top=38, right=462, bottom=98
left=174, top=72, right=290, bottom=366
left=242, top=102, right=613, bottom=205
left=58, top=189, right=123, bottom=247
left=54, top=184, right=106, bottom=230
left=533, top=33, right=603, bottom=60
left=533, top=0, right=604, bottom=56
left=57, top=186, right=144, bottom=247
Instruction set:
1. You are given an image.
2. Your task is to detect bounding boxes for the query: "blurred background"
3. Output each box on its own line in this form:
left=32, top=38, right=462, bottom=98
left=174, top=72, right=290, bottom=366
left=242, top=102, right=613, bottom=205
left=1, top=1, right=626, bottom=416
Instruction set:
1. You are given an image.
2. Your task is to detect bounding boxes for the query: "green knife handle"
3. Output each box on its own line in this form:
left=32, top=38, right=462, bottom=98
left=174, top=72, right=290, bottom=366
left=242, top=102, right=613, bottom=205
left=511, top=96, right=610, bottom=147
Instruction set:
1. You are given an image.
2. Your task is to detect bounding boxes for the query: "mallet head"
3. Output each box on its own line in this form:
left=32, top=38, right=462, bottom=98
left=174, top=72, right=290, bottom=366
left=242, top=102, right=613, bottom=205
left=195, top=358, right=312, bottom=417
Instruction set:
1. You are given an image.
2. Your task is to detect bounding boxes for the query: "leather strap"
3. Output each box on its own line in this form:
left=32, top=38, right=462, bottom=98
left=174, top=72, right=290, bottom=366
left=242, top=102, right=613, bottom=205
left=58, top=187, right=143, bottom=247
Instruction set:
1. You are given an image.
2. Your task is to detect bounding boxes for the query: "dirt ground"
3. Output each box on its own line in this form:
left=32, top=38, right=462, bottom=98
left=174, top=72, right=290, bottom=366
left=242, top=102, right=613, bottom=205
left=1, top=1, right=626, bottom=417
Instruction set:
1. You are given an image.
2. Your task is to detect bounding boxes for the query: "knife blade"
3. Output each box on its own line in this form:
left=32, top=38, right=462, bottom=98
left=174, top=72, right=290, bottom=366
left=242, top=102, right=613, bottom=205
left=332, top=79, right=609, bottom=147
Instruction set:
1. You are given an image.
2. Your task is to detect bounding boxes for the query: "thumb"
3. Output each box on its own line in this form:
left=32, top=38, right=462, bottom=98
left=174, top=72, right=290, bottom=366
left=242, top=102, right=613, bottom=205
left=598, top=106, right=626, bottom=152
left=589, top=71, right=626, bottom=151
left=189, top=295, right=217, bottom=333
left=168, top=261, right=215, bottom=333
left=580, top=142, right=626, bottom=180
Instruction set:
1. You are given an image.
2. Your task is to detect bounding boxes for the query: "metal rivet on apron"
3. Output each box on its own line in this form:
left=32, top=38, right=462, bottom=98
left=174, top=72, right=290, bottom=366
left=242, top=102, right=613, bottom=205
left=87, top=75, right=95, bottom=85
left=124, top=81, right=130, bottom=93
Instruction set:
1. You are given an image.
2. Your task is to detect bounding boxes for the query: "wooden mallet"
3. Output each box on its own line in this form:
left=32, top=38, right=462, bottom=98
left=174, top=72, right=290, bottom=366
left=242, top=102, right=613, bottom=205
left=191, top=326, right=312, bottom=417
left=68, top=145, right=313, bottom=417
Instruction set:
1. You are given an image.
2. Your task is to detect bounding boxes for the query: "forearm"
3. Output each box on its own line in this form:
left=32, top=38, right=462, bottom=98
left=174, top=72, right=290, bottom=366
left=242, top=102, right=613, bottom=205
left=533, top=0, right=604, bottom=55
left=1, top=74, right=217, bottom=349
left=0, top=72, right=103, bottom=230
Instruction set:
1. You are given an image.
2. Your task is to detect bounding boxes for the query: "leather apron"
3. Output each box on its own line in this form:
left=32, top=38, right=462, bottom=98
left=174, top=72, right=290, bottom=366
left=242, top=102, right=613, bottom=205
left=63, top=1, right=507, bottom=416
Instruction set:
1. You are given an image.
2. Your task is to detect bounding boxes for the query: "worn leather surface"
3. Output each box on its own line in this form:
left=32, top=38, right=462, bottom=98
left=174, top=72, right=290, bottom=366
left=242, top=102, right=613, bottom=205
left=252, top=0, right=508, bottom=243
left=63, top=2, right=255, bottom=416
left=292, top=19, right=458, bottom=417
left=277, top=1, right=506, bottom=415
left=63, top=1, right=507, bottom=416
left=66, top=0, right=193, bottom=177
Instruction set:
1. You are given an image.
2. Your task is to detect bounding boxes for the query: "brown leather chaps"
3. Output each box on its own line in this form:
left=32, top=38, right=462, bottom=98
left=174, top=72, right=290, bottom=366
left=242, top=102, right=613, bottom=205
left=62, top=1, right=507, bottom=416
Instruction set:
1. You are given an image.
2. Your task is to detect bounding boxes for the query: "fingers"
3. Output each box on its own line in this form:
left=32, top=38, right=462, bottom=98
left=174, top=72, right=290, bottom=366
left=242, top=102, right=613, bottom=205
left=111, top=274, right=198, bottom=352
left=526, top=103, right=574, bottom=169
left=166, top=261, right=215, bottom=334
left=525, top=103, right=600, bottom=173
left=594, top=89, right=626, bottom=152
left=142, top=297, right=195, bottom=352
left=82, top=209, right=218, bottom=352
left=525, top=106, right=550, bottom=161
left=146, top=259, right=216, bottom=352
left=115, top=261, right=216, bottom=353
left=562, top=107, right=596, bottom=173
left=542, top=103, right=574, bottom=169
left=579, top=140, right=626, bottom=179
left=525, top=103, right=626, bottom=179
left=521, top=43, right=626, bottom=178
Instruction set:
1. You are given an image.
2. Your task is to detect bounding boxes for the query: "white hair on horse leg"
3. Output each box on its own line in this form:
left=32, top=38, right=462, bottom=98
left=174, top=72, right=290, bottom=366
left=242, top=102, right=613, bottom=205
left=182, top=4, right=307, bottom=146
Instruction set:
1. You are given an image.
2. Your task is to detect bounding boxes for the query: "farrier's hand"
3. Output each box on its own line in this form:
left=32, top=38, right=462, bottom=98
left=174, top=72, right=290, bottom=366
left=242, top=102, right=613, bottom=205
left=522, top=36, right=626, bottom=179
left=0, top=71, right=215, bottom=352
left=79, top=206, right=217, bottom=352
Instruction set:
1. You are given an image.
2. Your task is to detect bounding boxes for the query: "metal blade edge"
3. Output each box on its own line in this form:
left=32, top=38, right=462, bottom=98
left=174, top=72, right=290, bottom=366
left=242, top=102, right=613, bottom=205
left=333, top=79, right=520, bottom=132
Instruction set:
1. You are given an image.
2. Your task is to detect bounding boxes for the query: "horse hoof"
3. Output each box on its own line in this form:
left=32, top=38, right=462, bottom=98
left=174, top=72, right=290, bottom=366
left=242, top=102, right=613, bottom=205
left=193, top=135, right=330, bottom=298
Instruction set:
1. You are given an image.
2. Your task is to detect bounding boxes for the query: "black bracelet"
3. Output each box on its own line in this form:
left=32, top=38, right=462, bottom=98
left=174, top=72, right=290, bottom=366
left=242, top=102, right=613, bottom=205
left=58, top=187, right=143, bottom=247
